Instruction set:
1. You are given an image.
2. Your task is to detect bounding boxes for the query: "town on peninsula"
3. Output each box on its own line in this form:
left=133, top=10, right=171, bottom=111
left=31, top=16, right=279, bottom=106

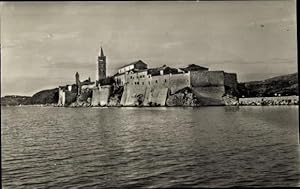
left=1, top=46, right=298, bottom=107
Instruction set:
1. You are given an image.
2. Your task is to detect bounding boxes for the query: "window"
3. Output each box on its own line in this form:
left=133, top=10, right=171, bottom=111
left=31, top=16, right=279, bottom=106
left=148, top=81, right=150, bottom=85
left=142, top=82, right=144, bottom=85
left=165, top=79, right=167, bottom=83
left=155, top=80, right=158, bottom=83
left=137, top=82, right=139, bottom=85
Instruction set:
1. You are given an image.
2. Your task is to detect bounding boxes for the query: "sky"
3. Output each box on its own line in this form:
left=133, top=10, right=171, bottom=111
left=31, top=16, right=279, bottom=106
left=0, top=1, right=297, bottom=96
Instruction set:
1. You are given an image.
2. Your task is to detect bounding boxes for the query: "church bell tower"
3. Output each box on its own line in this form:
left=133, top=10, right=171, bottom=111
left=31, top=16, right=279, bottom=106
left=98, top=46, right=106, bottom=81
left=75, top=72, right=80, bottom=86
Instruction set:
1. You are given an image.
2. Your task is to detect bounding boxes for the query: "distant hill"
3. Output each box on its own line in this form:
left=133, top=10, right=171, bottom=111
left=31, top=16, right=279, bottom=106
left=0, top=95, right=32, bottom=106
left=1, top=88, right=59, bottom=106
left=30, top=88, right=59, bottom=104
left=238, top=73, right=298, bottom=97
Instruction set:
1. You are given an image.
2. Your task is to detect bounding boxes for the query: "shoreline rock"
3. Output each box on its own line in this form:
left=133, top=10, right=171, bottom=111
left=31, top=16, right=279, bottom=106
left=238, top=96, right=298, bottom=106
left=3, top=96, right=299, bottom=107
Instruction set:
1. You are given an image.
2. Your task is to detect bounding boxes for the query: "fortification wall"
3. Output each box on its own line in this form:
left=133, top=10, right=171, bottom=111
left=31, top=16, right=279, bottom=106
left=121, top=72, right=188, bottom=106
left=192, top=86, right=225, bottom=100
left=151, top=74, right=170, bottom=88
left=148, top=87, right=168, bottom=106
left=120, top=70, right=234, bottom=106
left=99, top=85, right=112, bottom=106
left=91, top=86, right=113, bottom=106
left=122, top=84, right=148, bottom=106
left=190, top=71, right=225, bottom=87
left=121, top=84, right=169, bottom=106
left=224, top=72, right=238, bottom=95
left=169, top=73, right=190, bottom=94
left=120, top=85, right=128, bottom=105
left=192, top=86, right=226, bottom=105
left=224, top=73, right=237, bottom=87
left=150, top=72, right=190, bottom=94
left=58, top=88, right=65, bottom=106
left=91, top=88, right=101, bottom=106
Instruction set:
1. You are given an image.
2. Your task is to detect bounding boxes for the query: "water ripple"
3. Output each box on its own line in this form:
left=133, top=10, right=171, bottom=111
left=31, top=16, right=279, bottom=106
left=1, top=106, right=299, bottom=188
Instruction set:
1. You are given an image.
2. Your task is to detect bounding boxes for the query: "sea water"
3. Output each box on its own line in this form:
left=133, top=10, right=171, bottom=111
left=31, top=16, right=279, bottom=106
left=1, top=106, right=299, bottom=188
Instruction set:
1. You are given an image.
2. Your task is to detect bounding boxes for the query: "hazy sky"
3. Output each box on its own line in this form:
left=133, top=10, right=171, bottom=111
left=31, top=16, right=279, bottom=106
left=0, top=1, right=297, bottom=96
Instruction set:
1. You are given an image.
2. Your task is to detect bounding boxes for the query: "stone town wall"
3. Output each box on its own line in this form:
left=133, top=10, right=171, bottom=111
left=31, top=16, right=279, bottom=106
left=148, top=88, right=169, bottom=106
left=169, top=73, right=190, bottom=94
left=122, top=84, right=148, bottom=106
left=192, top=86, right=225, bottom=100
left=99, top=85, right=112, bottom=106
left=189, top=71, right=237, bottom=105
left=91, top=85, right=113, bottom=106
left=91, top=88, right=101, bottom=106
left=117, top=69, right=238, bottom=106
left=191, top=86, right=226, bottom=105
left=224, top=73, right=237, bottom=88
left=224, top=73, right=238, bottom=95
left=121, top=71, right=152, bottom=106
left=190, top=71, right=225, bottom=87
left=58, top=88, right=65, bottom=106
left=120, top=72, right=190, bottom=106
left=120, top=85, right=128, bottom=105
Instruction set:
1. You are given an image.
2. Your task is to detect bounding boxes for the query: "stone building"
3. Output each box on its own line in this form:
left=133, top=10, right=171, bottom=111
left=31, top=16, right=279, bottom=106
left=114, top=60, right=148, bottom=86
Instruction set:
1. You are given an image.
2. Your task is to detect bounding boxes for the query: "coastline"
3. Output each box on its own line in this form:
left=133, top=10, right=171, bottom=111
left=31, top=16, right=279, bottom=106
left=2, top=96, right=298, bottom=107
left=238, top=96, right=298, bottom=106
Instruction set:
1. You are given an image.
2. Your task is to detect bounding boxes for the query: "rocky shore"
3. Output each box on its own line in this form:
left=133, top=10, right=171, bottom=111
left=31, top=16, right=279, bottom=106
left=3, top=96, right=298, bottom=107
left=239, top=96, right=298, bottom=106
left=5, top=96, right=299, bottom=107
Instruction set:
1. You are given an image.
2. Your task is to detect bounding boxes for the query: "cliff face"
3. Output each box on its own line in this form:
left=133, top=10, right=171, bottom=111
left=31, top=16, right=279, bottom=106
left=238, top=73, right=298, bottom=97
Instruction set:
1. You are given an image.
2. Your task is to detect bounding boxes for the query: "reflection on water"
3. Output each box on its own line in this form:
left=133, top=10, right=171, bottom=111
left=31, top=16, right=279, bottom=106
left=1, top=106, right=299, bottom=188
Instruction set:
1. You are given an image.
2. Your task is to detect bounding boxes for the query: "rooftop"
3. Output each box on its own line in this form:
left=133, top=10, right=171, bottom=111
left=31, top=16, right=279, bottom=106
left=118, top=60, right=147, bottom=69
left=180, top=64, right=209, bottom=72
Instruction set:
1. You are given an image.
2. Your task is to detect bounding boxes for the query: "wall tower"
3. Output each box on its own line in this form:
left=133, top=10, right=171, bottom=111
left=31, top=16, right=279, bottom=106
left=98, top=46, right=106, bottom=81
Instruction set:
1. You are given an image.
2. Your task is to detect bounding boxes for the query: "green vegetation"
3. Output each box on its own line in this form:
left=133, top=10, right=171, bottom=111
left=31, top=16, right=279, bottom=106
left=1, top=88, right=58, bottom=106
left=0, top=95, right=31, bottom=106
left=238, top=73, right=298, bottom=97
